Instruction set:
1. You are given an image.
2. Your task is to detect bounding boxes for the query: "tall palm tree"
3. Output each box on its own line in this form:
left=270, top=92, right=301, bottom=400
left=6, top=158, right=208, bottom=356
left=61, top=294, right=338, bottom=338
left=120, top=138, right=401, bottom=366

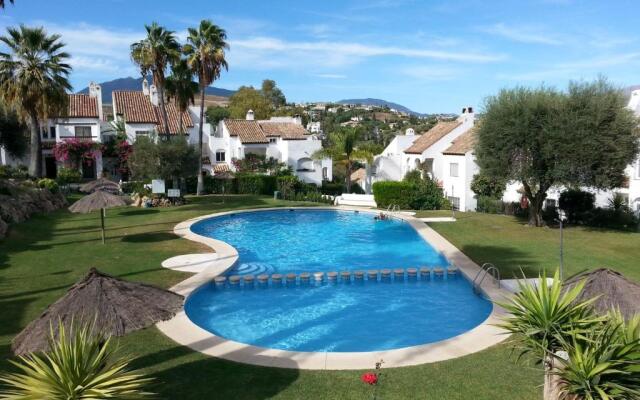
left=130, top=22, right=180, bottom=136
left=0, top=25, right=71, bottom=177
left=313, top=127, right=373, bottom=193
left=0, top=0, right=14, bottom=8
left=183, top=20, right=228, bottom=196
left=165, top=59, right=198, bottom=135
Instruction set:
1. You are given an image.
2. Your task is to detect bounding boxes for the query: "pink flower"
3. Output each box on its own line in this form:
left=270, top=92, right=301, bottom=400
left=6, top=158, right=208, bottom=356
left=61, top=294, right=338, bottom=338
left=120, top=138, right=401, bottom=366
left=361, top=372, right=378, bottom=385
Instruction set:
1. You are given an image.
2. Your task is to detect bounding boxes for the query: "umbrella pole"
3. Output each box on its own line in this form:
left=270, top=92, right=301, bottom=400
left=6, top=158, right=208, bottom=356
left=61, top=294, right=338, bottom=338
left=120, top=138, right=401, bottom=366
left=100, top=208, right=105, bottom=244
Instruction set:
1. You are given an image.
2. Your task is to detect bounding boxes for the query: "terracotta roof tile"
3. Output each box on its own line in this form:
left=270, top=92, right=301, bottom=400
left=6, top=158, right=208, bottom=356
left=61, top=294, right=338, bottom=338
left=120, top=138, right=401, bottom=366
left=213, top=163, right=231, bottom=172
left=224, top=119, right=269, bottom=144
left=113, top=91, right=193, bottom=134
left=258, top=121, right=308, bottom=140
left=404, top=121, right=462, bottom=154
left=442, top=127, right=477, bottom=155
left=56, top=94, right=99, bottom=118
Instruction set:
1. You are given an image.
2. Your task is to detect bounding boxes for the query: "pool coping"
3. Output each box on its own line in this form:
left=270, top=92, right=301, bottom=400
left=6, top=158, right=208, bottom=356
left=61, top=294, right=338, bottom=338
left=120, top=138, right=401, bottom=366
left=157, top=206, right=512, bottom=370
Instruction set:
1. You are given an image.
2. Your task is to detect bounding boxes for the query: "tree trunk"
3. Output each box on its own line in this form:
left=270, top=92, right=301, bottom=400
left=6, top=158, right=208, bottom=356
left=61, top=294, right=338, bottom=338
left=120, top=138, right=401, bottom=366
left=157, top=82, right=171, bottom=137
left=196, top=81, right=206, bottom=196
left=179, top=108, right=184, bottom=135
left=28, top=111, right=42, bottom=178
left=523, top=181, right=547, bottom=227
left=346, top=159, right=352, bottom=193
left=543, top=357, right=561, bottom=400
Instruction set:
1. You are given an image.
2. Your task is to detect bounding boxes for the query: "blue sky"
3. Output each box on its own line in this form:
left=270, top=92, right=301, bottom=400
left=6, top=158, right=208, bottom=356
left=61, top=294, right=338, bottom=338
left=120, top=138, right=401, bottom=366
left=1, top=0, right=639, bottom=113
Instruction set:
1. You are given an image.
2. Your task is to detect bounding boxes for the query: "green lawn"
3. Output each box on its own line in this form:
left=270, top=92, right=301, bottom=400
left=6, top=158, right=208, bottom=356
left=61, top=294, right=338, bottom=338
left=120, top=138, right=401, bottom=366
left=416, top=211, right=640, bottom=282
left=0, top=196, right=550, bottom=399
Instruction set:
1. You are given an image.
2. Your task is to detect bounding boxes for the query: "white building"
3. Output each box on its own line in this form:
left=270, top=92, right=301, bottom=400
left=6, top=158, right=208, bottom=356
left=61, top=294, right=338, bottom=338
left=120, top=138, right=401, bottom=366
left=440, top=128, right=478, bottom=212
left=210, top=110, right=332, bottom=185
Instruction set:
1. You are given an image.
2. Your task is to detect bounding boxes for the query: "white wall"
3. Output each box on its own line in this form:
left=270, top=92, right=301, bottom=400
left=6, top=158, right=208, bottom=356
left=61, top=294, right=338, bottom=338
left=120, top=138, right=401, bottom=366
left=440, top=152, right=479, bottom=212
left=54, top=118, right=101, bottom=143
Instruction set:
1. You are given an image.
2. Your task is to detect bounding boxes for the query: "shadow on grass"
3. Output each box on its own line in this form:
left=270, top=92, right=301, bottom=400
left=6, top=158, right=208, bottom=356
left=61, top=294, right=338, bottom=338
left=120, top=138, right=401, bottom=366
left=458, top=244, right=540, bottom=279
left=118, top=208, right=160, bottom=217
left=121, top=232, right=179, bottom=243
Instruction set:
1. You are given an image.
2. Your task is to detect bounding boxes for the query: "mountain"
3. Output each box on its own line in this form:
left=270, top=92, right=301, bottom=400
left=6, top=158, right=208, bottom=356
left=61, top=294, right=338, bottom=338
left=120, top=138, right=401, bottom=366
left=77, top=77, right=236, bottom=104
left=336, top=98, right=425, bottom=116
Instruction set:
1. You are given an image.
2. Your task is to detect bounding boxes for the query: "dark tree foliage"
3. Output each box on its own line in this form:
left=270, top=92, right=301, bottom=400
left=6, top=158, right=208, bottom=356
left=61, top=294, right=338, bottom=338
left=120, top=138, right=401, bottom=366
left=0, top=103, right=27, bottom=157
left=470, top=172, right=506, bottom=199
left=205, top=106, right=230, bottom=125
left=261, top=79, right=286, bottom=108
left=476, top=79, right=639, bottom=226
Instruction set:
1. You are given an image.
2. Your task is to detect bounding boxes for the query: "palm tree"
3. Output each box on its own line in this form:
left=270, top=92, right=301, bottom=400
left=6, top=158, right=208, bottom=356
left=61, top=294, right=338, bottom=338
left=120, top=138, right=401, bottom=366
left=313, top=127, right=373, bottom=193
left=0, top=0, right=14, bottom=8
left=183, top=20, right=228, bottom=196
left=0, top=25, right=71, bottom=177
left=131, top=22, right=180, bottom=136
left=497, top=271, right=602, bottom=400
left=0, top=321, right=153, bottom=399
left=165, top=59, right=198, bottom=135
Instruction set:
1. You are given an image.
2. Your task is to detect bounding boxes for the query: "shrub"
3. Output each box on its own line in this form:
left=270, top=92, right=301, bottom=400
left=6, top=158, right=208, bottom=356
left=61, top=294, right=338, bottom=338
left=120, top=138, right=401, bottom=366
left=56, top=167, right=82, bottom=186
left=37, top=178, right=59, bottom=193
left=321, top=181, right=344, bottom=196
left=373, top=181, right=415, bottom=209
left=121, top=181, right=148, bottom=195
left=471, top=173, right=506, bottom=198
left=236, top=173, right=277, bottom=195
left=559, top=189, right=595, bottom=223
left=277, top=176, right=298, bottom=198
left=476, top=195, right=504, bottom=214
left=0, top=165, right=29, bottom=179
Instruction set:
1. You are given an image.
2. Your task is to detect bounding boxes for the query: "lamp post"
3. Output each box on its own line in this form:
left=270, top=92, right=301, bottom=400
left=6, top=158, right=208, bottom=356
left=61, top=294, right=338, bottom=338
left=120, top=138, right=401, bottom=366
left=556, top=210, right=566, bottom=281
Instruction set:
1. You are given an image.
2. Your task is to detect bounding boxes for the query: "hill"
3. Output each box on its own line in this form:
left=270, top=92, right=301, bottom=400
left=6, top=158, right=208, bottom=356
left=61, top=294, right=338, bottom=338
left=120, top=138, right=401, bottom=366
left=336, top=98, right=425, bottom=116
left=77, top=77, right=236, bottom=104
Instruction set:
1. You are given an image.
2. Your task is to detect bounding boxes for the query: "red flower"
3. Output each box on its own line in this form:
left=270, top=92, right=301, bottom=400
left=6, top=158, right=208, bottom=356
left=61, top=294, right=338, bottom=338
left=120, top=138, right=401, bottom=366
left=361, top=372, right=378, bottom=385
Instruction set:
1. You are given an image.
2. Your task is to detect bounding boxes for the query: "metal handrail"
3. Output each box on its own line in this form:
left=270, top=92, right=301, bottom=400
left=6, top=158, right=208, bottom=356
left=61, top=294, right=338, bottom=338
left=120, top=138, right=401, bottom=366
left=472, top=263, right=501, bottom=294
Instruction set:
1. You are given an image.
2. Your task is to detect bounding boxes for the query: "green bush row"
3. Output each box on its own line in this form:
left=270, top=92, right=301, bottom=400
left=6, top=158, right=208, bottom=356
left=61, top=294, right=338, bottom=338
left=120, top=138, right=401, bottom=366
left=372, top=180, right=446, bottom=210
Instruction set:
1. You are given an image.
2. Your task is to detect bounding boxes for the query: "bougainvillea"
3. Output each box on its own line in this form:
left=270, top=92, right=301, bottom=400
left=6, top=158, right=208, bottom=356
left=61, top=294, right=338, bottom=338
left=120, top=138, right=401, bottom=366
left=361, top=373, right=378, bottom=385
left=53, top=139, right=102, bottom=168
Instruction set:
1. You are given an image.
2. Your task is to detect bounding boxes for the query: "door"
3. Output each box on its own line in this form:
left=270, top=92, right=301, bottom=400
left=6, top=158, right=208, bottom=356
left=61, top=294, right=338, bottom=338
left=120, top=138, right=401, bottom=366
left=82, top=160, right=96, bottom=179
left=44, top=156, right=57, bottom=179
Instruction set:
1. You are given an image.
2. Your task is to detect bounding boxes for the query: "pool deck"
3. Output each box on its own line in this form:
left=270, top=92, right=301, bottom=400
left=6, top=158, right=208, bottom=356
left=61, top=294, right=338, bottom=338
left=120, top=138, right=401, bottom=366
left=157, top=206, right=512, bottom=370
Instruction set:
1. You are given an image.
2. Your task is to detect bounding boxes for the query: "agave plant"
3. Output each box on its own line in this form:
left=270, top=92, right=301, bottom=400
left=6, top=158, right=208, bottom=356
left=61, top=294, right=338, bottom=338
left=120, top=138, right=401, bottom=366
left=556, top=311, right=640, bottom=400
left=0, top=322, right=153, bottom=399
left=497, top=270, right=603, bottom=400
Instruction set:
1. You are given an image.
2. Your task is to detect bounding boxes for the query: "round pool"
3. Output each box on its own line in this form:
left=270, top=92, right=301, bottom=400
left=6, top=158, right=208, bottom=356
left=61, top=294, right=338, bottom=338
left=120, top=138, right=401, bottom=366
left=185, top=209, right=493, bottom=352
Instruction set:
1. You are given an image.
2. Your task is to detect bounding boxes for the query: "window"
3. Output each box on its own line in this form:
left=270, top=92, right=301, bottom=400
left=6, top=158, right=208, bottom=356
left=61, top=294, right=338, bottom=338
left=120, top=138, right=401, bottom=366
left=448, top=196, right=460, bottom=211
left=49, top=126, right=56, bottom=138
left=322, top=167, right=328, bottom=180
left=269, top=137, right=277, bottom=144
left=135, top=130, right=151, bottom=136
left=450, top=162, right=459, bottom=177
left=215, top=151, right=226, bottom=162
left=74, top=126, right=92, bottom=138
left=545, top=199, right=557, bottom=209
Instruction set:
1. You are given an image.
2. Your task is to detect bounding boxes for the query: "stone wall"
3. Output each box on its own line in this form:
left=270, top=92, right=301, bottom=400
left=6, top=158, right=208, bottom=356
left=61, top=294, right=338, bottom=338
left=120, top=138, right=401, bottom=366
left=0, top=180, right=68, bottom=239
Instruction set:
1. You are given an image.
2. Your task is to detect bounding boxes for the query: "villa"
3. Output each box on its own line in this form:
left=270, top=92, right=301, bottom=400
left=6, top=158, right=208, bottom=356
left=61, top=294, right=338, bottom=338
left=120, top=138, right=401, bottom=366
left=211, top=111, right=332, bottom=185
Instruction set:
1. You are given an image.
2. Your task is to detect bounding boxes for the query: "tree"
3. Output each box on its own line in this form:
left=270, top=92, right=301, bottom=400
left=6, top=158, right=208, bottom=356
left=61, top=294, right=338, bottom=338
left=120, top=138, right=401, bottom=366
left=228, top=86, right=272, bottom=120
left=470, top=172, right=506, bottom=199
left=205, top=105, right=230, bottom=126
left=156, top=136, right=199, bottom=188
left=184, top=19, right=228, bottom=196
left=261, top=79, right=286, bottom=108
left=165, top=59, right=198, bottom=134
left=0, top=25, right=71, bottom=177
left=0, top=321, right=153, bottom=399
left=0, top=102, right=27, bottom=158
left=127, top=135, right=158, bottom=181
left=313, top=127, right=373, bottom=192
left=476, top=79, right=639, bottom=226
left=0, top=0, right=14, bottom=8
left=498, top=271, right=602, bottom=400
left=131, top=22, right=181, bottom=136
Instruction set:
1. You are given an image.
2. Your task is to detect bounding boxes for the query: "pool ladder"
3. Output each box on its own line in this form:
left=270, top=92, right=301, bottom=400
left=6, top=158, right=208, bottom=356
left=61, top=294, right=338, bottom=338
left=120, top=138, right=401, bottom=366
left=385, top=204, right=400, bottom=217
left=472, top=263, right=500, bottom=294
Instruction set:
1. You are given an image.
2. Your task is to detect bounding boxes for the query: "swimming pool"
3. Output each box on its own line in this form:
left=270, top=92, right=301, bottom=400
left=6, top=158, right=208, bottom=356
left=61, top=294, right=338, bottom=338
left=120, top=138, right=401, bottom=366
left=185, top=209, right=493, bottom=352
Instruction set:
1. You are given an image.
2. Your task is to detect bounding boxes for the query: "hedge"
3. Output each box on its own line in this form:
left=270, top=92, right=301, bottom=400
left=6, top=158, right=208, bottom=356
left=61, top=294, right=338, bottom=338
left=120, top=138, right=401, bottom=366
left=185, top=173, right=277, bottom=195
left=373, top=180, right=446, bottom=210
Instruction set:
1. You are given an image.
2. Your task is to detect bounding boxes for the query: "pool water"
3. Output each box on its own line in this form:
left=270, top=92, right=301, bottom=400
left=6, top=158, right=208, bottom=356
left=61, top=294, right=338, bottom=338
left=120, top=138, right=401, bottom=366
left=186, top=210, right=493, bottom=352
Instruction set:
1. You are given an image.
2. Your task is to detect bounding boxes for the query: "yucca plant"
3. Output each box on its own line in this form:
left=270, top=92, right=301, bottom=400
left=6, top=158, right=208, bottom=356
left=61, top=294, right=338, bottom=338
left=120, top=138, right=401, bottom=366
left=497, top=271, right=603, bottom=400
left=556, top=311, right=640, bottom=400
left=0, top=322, right=153, bottom=399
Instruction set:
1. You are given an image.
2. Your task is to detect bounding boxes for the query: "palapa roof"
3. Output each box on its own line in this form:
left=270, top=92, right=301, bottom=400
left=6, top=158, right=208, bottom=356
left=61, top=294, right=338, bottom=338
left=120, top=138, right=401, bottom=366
left=404, top=121, right=462, bottom=154
left=442, top=127, right=477, bottom=156
left=79, top=178, right=120, bottom=194
left=68, top=190, right=128, bottom=213
left=12, top=268, right=184, bottom=355
left=563, top=268, right=640, bottom=320
left=113, top=91, right=193, bottom=134
left=223, top=119, right=309, bottom=144
left=350, top=168, right=366, bottom=183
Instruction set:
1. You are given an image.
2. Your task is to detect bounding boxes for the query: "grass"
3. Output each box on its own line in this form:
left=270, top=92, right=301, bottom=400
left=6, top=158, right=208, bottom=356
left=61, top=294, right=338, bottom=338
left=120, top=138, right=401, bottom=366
left=0, top=195, right=549, bottom=399
left=416, top=210, right=640, bottom=282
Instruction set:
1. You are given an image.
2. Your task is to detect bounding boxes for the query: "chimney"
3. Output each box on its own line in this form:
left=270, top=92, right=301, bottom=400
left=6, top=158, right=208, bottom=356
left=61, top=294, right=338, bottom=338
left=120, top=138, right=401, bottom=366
left=89, top=82, right=103, bottom=121
left=293, top=114, right=302, bottom=125
left=246, top=109, right=255, bottom=121
left=149, top=84, right=159, bottom=106
left=405, top=128, right=415, bottom=136
left=142, top=78, right=149, bottom=96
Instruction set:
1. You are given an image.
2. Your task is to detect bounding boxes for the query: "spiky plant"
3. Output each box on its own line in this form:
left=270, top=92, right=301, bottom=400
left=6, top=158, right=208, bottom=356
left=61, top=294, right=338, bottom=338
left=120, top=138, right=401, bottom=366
left=0, top=322, right=153, bottom=399
left=497, top=270, right=603, bottom=400
left=556, top=311, right=640, bottom=400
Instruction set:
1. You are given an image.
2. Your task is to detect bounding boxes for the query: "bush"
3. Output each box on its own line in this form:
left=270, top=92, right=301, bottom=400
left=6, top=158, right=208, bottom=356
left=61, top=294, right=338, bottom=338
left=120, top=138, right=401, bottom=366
left=121, top=181, right=148, bottom=195
left=0, top=165, right=29, bottom=179
left=236, top=173, right=277, bottom=195
left=583, top=207, right=639, bottom=230
left=471, top=173, right=506, bottom=198
left=373, top=179, right=445, bottom=210
left=277, top=176, right=298, bottom=198
left=476, top=195, right=504, bottom=214
left=37, top=178, right=59, bottom=193
left=321, top=182, right=344, bottom=196
left=559, top=189, right=595, bottom=223
left=56, top=167, right=82, bottom=186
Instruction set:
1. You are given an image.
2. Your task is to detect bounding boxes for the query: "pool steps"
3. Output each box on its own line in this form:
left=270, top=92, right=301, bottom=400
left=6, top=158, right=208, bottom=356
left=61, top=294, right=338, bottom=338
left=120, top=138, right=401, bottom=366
left=213, top=266, right=459, bottom=289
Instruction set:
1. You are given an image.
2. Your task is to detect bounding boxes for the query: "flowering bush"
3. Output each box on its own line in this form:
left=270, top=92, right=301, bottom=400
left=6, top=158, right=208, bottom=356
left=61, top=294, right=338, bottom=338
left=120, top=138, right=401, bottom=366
left=361, top=373, right=378, bottom=385
left=53, top=139, right=102, bottom=168
left=361, top=359, right=384, bottom=399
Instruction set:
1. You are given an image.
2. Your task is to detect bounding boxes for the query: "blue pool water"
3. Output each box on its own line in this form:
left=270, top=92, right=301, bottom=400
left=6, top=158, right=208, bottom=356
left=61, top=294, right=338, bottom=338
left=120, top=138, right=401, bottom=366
left=186, top=210, right=493, bottom=352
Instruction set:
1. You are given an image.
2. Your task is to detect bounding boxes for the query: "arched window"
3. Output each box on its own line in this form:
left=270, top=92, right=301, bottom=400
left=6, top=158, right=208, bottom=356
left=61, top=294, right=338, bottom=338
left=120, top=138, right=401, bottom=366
left=297, top=157, right=314, bottom=171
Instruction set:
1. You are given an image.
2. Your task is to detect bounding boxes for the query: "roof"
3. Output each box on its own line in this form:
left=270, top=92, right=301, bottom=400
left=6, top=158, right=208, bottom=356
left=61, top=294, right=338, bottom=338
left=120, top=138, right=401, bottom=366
left=113, top=91, right=193, bottom=134
left=563, top=268, right=640, bottom=320
left=258, top=121, right=308, bottom=140
left=54, top=94, right=100, bottom=119
left=404, top=121, right=462, bottom=155
left=350, top=168, right=366, bottom=183
left=223, top=119, right=309, bottom=144
left=442, top=127, right=477, bottom=155
left=213, top=163, right=231, bottom=173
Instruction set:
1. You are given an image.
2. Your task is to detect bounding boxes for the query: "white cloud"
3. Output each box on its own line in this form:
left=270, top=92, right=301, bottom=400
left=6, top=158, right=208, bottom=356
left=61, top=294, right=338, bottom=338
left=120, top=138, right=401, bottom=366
left=314, top=73, right=347, bottom=79
left=400, top=65, right=462, bottom=81
left=481, top=23, right=564, bottom=45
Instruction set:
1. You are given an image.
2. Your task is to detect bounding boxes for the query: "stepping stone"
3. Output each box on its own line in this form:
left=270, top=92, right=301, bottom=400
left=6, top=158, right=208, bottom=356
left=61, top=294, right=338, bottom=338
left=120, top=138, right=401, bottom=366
left=407, top=268, right=418, bottom=276
left=271, top=274, right=283, bottom=282
left=327, top=271, right=338, bottom=279
left=214, top=276, right=227, bottom=284
left=229, top=275, right=241, bottom=284
left=286, top=273, right=297, bottom=281
left=419, top=267, right=431, bottom=275
left=162, top=253, right=218, bottom=273
left=313, top=272, right=324, bottom=280
left=367, top=270, right=378, bottom=279
left=381, top=269, right=391, bottom=276
left=300, top=272, right=311, bottom=280
left=257, top=274, right=269, bottom=282
left=243, top=275, right=255, bottom=283
left=394, top=268, right=404, bottom=277
left=434, top=268, right=444, bottom=276
left=447, top=267, right=458, bottom=275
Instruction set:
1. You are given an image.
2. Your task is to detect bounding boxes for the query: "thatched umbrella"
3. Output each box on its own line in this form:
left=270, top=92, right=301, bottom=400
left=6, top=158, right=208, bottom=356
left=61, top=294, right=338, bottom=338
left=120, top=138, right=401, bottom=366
left=80, top=177, right=120, bottom=194
left=69, top=190, right=128, bottom=244
left=563, top=268, right=640, bottom=319
left=12, top=268, right=184, bottom=356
